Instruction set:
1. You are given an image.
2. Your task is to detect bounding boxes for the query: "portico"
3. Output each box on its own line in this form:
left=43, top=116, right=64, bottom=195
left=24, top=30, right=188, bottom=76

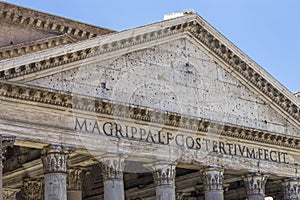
left=0, top=80, right=299, bottom=199
left=0, top=2, right=300, bottom=200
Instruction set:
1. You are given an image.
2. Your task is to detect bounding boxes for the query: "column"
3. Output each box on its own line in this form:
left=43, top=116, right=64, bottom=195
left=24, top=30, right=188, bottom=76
left=67, top=168, right=83, bottom=200
left=282, top=178, right=300, bottom=200
left=100, top=155, right=125, bottom=200
left=243, top=172, right=267, bottom=200
left=0, top=135, right=15, bottom=200
left=23, top=179, right=43, bottom=200
left=202, top=165, right=224, bottom=200
left=3, top=188, right=20, bottom=200
left=41, top=145, right=72, bottom=200
left=152, top=162, right=176, bottom=200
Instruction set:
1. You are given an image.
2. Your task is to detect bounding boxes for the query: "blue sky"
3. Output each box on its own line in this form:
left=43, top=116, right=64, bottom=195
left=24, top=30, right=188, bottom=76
left=4, top=0, right=300, bottom=93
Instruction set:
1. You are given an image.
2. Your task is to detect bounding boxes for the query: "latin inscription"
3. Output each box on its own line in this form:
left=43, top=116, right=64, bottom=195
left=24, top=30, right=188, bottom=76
left=74, top=117, right=289, bottom=164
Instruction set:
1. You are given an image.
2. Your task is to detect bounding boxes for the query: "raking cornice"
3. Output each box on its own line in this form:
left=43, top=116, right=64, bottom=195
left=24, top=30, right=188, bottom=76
left=0, top=80, right=299, bottom=150
left=0, top=34, right=76, bottom=61
left=0, top=14, right=299, bottom=132
left=0, top=2, right=114, bottom=40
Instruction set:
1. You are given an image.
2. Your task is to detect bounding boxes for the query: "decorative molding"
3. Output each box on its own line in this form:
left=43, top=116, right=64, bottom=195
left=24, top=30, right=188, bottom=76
left=282, top=178, right=300, bottom=200
left=23, top=179, right=43, bottom=200
left=188, top=21, right=300, bottom=126
left=100, top=155, right=125, bottom=181
left=0, top=80, right=299, bottom=150
left=67, top=168, right=83, bottom=191
left=3, top=188, right=20, bottom=200
left=243, top=172, right=267, bottom=196
left=41, top=145, right=73, bottom=174
left=152, top=163, right=176, bottom=186
left=202, top=165, right=224, bottom=191
left=0, top=21, right=186, bottom=79
left=0, top=2, right=113, bottom=40
left=0, top=34, right=76, bottom=61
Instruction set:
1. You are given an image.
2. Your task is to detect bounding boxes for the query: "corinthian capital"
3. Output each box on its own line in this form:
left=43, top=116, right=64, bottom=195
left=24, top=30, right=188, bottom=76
left=243, top=172, right=267, bottom=196
left=67, top=168, right=83, bottom=190
left=23, top=179, right=43, bottom=200
left=151, top=162, right=176, bottom=186
left=282, top=178, right=300, bottom=200
left=0, top=135, right=15, bottom=166
left=3, top=188, right=20, bottom=200
left=41, top=145, right=73, bottom=174
left=100, top=155, right=125, bottom=180
left=202, top=165, right=224, bottom=191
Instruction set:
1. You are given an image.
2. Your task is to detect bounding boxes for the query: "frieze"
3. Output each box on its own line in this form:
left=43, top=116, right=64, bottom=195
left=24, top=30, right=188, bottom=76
left=75, top=117, right=290, bottom=164
left=0, top=80, right=299, bottom=152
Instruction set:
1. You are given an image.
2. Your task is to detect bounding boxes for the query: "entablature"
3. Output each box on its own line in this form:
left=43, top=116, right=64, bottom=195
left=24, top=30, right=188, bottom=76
left=0, top=14, right=299, bottom=131
left=0, top=79, right=299, bottom=152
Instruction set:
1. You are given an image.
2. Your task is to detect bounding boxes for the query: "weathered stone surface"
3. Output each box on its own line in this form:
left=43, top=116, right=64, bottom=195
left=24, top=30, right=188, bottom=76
left=27, top=38, right=300, bottom=137
left=44, top=174, right=67, bottom=200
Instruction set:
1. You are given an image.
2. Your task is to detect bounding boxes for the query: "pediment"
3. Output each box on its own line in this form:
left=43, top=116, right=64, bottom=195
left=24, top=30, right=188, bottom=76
left=24, top=37, right=300, bottom=137
left=1, top=13, right=300, bottom=136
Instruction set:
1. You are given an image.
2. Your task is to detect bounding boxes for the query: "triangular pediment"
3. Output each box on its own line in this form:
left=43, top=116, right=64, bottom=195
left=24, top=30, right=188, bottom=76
left=23, top=37, right=300, bottom=137
left=1, top=13, right=300, bottom=136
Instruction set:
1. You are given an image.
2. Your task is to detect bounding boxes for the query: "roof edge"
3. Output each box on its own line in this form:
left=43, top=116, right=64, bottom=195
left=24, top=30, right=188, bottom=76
left=0, top=1, right=115, bottom=39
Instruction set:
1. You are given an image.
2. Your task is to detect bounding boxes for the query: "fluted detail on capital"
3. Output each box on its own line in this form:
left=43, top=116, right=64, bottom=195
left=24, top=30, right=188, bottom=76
left=3, top=188, right=20, bottom=200
left=283, top=178, right=300, bottom=200
left=0, top=135, right=15, bottom=167
left=153, top=164, right=176, bottom=186
left=202, top=166, right=224, bottom=191
left=100, top=156, right=125, bottom=180
left=23, top=179, right=43, bottom=200
left=67, top=168, right=83, bottom=190
left=41, top=145, right=73, bottom=174
left=244, top=173, right=267, bottom=196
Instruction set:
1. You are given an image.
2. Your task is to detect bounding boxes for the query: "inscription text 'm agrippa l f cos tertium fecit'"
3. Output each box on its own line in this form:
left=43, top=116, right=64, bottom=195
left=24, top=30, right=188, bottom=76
left=74, top=117, right=289, bottom=164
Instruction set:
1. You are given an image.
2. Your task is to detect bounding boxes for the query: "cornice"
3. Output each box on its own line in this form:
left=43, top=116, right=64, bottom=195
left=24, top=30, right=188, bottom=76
left=0, top=34, right=76, bottom=61
left=0, top=14, right=299, bottom=128
left=0, top=2, right=114, bottom=40
left=0, top=80, right=299, bottom=150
